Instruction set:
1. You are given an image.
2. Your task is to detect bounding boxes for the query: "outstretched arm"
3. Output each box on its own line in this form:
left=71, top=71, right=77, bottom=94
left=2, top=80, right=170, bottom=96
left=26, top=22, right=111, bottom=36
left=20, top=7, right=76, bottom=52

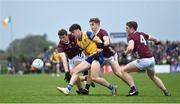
left=148, top=35, right=158, bottom=42
left=59, top=52, right=69, bottom=72
left=149, top=35, right=161, bottom=45
left=124, top=40, right=134, bottom=55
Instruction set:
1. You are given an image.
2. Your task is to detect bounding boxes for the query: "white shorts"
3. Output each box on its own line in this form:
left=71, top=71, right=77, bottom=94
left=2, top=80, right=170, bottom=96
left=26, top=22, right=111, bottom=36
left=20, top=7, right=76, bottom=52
left=131, top=57, right=155, bottom=71
left=104, top=53, right=118, bottom=64
left=68, top=54, right=86, bottom=69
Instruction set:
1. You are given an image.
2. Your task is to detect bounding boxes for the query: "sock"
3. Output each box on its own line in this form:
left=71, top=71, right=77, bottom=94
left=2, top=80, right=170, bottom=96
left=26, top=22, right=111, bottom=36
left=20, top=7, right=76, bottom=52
left=108, top=84, right=113, bottom=90
left=163, top=89, right=168, bottom=93
left=130, top=86, right=136, bottom=90
left=85, top=84, right=90, bottom=91
left=66, top=84, right=73, bottom=91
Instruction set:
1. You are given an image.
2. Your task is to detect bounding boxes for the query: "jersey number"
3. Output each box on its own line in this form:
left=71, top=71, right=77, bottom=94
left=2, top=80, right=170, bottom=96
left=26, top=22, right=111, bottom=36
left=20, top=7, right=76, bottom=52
left=140, top=35, right=147, bottom=45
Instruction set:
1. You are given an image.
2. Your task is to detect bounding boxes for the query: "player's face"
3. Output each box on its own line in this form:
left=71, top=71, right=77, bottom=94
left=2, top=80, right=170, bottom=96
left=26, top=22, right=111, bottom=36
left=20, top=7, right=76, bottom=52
left=71, top=29, right=81, bottom=38
left=90, top=22, right=99, bottom=32
left=59, top=35, right=69, bottom=43
left=126, top=26, right=132, bottom=34
left=126, top=26, right=135, bottom=34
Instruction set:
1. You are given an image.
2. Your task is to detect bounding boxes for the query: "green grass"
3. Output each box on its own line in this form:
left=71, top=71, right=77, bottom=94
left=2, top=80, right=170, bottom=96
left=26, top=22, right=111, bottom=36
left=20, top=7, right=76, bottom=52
left=0, top=73, right=180, bottom=103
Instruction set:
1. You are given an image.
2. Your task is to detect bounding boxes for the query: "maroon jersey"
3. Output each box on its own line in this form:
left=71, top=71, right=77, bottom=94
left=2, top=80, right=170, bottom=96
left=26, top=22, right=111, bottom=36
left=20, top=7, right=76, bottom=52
left=96, top=28, right=116, bottom=58
left=57, top=34, right=79, bottom=59
left=128, top=32, right=153, bottom=58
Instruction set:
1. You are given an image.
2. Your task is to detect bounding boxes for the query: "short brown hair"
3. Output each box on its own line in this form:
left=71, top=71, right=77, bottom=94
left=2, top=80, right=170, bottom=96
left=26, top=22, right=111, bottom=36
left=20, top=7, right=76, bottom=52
left=58, top=29, right=67, bottom=36
left=69, top=24, right=81, bottom=32
left=89, top=17, right=100, bottom=24
left=126, top=21, right=138, bottom=31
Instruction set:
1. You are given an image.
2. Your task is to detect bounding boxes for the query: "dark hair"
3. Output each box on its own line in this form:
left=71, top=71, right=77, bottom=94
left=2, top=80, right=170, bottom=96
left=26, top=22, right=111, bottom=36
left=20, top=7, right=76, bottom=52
left=69, top=24, right=81, bottom=32
left=58, top=29, right=68, bottom=36
left=126, top=21, right=138, bottom=31
left=89, top=17, right=100, bottom=24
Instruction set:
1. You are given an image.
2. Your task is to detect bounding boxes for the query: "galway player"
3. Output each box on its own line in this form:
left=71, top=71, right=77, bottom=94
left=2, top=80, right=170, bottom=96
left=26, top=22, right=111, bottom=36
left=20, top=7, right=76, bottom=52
left=121, top=21, right=170, bottom=96
left=89, top=17, right=129, bottom=86
left=56, top=29, right=87, bottom=92
left=57, top=24, right=117, bottom=96
left=56, top=29, right=95, bottom=95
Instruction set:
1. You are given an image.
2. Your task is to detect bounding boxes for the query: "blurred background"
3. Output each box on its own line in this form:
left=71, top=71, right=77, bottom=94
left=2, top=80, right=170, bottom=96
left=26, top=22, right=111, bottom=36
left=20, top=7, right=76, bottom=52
left=0, top=0, right=180, bottom=75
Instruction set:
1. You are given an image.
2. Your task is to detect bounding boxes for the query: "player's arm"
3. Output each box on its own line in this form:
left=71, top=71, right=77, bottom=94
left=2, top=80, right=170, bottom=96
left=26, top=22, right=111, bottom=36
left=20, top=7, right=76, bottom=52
left=93, top=35, right=102, bottom=43
left=59, top=52, right=72, bottom=83
left=58, top=52, right=69, bottom=72
left=124, top=40, right=134, bottom=55
left=148, top=35, right=161, bottom=45
left=102, top=30, right=110, bottom=46
left=93, top=36, right=105, bottom=51
left=148, top=35, right=157, bottom=42
left=86, top=31, right=103, bottom=49
left=103, top=36, right=110, bottom=46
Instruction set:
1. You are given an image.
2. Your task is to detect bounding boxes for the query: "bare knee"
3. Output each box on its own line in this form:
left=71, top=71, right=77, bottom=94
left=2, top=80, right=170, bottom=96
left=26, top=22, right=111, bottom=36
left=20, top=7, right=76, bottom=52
left=114, top=70, right=123, bottom=77
left=147, top=70, right=155, bottom=80
left=121, top=67, right=128, bottom=73
left=70, top=68, right=78, bottom=75
left=91, top=76, right=98, bottom=82
left=147, top=73, right=155, bottom=80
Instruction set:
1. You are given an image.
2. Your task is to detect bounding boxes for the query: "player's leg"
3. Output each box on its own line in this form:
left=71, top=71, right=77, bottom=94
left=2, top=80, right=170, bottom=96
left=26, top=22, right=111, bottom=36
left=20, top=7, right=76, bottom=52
left=121, top=61, right=139, bottom=96
left=122, top=62, right=138, bottom=86
left=91, top=60, right=117, bottom=96
left=69, top=60, right=90, bottom=87
left=72, top=61, right=83, bottom=91
left=146, top=68, right=170, bottom=96
left=82, top=70, right=95, bottom=88
left=56, top=63, right=60, bottom=77
left=78, top=70, right=95, bottom=87
left=57, top=60, right=90, bottom=95
left=77, top=70, right=93, bottom=95
left=109, top=57, right=130, bottom=86
left=75, top=76, right=83, bottom=90
left=90, top=61, right=109, bottom=86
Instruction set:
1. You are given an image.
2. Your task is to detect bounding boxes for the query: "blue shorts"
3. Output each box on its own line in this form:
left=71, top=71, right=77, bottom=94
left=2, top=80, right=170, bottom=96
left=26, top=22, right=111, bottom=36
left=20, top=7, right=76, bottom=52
left=85, top=52, right=104, bottom=65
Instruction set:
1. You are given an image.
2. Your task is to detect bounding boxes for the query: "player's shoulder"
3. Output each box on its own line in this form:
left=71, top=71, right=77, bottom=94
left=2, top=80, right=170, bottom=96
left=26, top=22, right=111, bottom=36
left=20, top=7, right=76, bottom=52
left=139, top=32, right=149, bottom=39
left=139, top=32, right=147, bottom=35
left=99, top=28, right=108, bottom=35
left=68, top=33, right=74, bottom=38
left=57, top=41, right=64, bottom=48
left=131, top=31, right=146, bottom=36
left=100, top=28, right=108, bottom=32
left=84, top=31, right=95, bottom=39
left=68, top=34, right=76, bottom=41
left=57, top=42, right=65, bottom=52
left=85, top=31, right=93, bottom=35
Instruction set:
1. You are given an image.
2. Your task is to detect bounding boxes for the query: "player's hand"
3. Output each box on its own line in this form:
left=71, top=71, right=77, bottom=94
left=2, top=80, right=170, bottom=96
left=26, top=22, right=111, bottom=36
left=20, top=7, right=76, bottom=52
left=78, top=48, right=83, bottom=57
left=64, top=72, right=71, bottom=83
left=122, top=52, right=127, bottom=58
left=97, top=43, right=104, bottom=49
left=155, top=41, right=161, bottom=45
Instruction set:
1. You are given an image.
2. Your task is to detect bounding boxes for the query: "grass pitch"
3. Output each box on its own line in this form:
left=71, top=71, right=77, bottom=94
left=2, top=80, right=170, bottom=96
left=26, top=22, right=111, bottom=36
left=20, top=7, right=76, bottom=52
left=0, top=73, right=180, bottom=103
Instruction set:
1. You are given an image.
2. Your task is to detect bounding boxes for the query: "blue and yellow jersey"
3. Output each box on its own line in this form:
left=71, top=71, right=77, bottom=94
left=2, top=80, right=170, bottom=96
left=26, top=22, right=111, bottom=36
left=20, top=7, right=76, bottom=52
left=77, top=31, right=98, bottom=56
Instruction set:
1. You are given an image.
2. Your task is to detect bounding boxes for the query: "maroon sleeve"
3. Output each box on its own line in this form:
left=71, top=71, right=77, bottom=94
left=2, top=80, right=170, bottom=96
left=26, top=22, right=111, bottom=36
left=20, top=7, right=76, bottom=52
left=141, top=32, right=149, bottom=40
left=101, top=29, right=108, bottom=36
left=57, top=42, right=65, bottom=53
left=128, top=34, right=133, bottom=41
